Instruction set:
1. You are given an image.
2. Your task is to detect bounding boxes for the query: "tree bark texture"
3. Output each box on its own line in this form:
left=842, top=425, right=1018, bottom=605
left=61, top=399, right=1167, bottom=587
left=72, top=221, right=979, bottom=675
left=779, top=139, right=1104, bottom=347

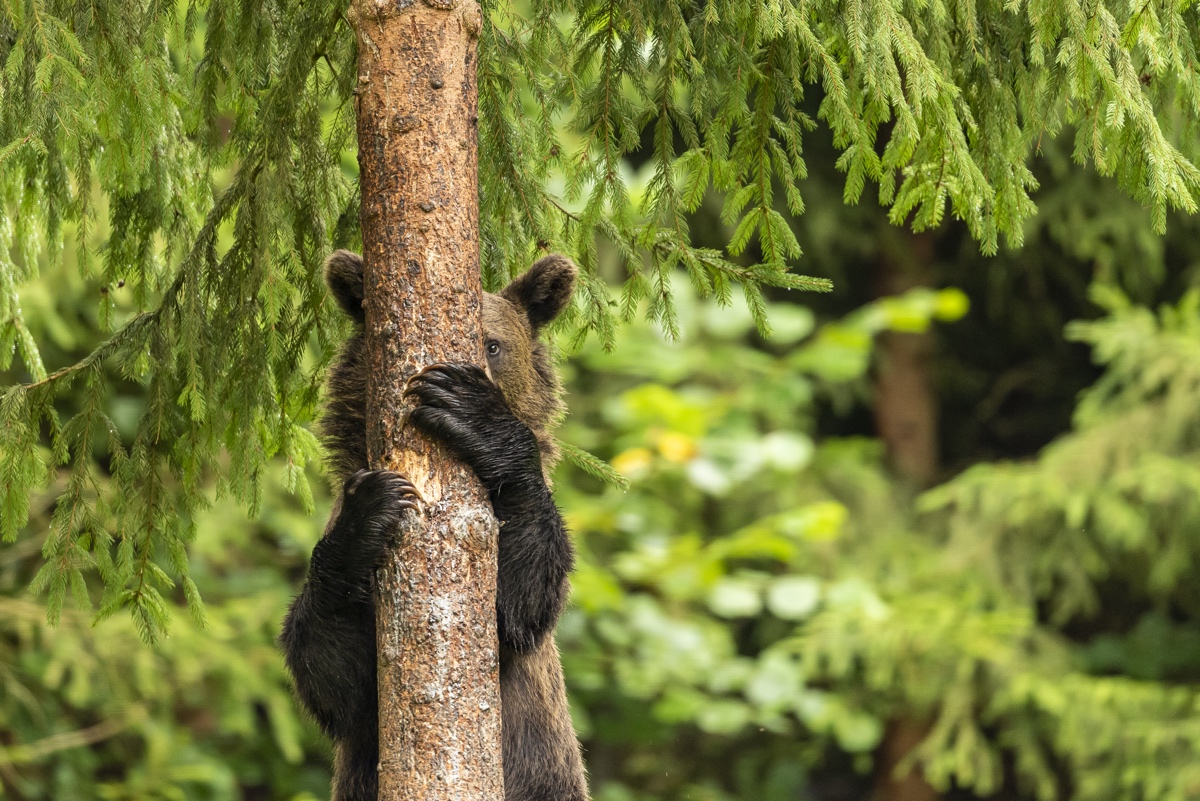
left=348, top=2, right=502, bottom=801
left=872, top=230, right=939, bottom=801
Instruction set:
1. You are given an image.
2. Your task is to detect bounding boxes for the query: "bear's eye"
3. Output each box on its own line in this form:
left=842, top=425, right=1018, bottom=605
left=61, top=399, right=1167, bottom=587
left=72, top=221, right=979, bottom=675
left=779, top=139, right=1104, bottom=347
left=486, top=340, right=501, bottom=357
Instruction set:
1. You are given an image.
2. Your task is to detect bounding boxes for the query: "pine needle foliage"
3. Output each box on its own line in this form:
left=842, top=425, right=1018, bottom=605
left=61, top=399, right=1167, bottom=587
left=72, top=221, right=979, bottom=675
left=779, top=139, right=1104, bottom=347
left=3, top=0, right=1200, bottom=640
left=921, top=286, right=1200, bottom=625
left=1, top=0, right=355, bottom=641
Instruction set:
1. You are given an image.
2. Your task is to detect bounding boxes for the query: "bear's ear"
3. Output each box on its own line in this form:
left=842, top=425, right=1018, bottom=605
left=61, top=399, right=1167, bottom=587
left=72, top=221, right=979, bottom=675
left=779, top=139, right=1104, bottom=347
left=501, top=254, right=578, bottom=333
left=325, top=250, right=365, bottom=323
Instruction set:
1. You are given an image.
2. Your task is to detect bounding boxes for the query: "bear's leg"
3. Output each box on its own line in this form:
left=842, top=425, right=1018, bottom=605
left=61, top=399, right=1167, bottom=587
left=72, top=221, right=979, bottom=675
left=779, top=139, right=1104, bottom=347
left=501, top=644, right=589, bottom=801
left=491, top=478, right=574, bottom=653
left=280, top=469, right=418, bottom=800
left=331, top=733, right=381, bottom=801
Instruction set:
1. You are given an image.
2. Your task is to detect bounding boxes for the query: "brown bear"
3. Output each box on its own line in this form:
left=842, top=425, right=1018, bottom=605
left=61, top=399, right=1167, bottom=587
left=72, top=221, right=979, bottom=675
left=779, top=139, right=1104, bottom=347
left=280, top=250, right=587, bottom=801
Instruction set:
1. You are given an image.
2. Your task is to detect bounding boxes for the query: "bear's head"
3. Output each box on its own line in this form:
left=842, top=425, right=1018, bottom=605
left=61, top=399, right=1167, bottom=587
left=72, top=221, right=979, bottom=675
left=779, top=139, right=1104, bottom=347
left=324, top=250, right=576, bottom=443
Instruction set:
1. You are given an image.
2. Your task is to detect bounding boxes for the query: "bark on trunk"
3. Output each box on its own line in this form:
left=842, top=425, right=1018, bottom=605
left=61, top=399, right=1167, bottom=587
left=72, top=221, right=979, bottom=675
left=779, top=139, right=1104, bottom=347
left=348, top=2, right=502, bottom=801
left=872, top=230, right=939, bottom=801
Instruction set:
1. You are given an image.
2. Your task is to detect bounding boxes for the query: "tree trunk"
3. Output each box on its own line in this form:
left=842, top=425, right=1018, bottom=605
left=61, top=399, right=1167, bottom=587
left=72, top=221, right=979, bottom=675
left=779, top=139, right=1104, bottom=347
left=873, top=231, right=938, bottom=489
left=348, top=2, right=503, bottom=801
left=872, top=230, right=939, bottom=801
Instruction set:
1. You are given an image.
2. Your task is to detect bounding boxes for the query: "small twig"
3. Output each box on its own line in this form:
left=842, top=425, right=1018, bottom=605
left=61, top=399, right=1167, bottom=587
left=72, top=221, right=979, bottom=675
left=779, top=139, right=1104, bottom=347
left=547, top=196, right=581, bottom=222
left=0, top=718, right=130, bottom=766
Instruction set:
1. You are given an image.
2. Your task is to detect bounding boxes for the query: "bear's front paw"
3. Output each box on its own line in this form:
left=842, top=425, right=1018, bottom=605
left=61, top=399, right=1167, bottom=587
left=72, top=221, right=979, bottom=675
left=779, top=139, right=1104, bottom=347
left=404, top=363, right=539, bottom=486
left=342, top=468, right=421, bottom=538
left=316, top=469, right=421, bottom=597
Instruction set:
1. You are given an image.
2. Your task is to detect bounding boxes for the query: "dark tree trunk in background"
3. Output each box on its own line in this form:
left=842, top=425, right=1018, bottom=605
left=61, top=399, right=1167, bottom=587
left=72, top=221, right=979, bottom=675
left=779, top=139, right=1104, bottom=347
left=875, top=718, right=939, bottom=801
left=348, top=2, right=503, bottom=800
left=872, top=230, right=940, bottom=801
left=874, top=232, right=938, bottom=488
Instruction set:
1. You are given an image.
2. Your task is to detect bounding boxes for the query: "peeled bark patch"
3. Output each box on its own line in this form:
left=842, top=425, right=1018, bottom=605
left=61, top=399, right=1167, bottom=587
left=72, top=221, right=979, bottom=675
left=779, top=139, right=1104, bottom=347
left=348, top=1, right=501, bottom=800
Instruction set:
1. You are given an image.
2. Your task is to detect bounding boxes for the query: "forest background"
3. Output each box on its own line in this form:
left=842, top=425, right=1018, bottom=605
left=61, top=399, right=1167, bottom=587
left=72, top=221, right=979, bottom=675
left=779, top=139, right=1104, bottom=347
left=3, top=1, right=1200, bottom=800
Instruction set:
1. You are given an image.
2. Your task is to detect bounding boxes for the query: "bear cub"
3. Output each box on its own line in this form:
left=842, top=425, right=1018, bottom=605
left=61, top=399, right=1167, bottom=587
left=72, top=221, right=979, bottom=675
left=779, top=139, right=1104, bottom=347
left=280, top=250, right=587, bottom=801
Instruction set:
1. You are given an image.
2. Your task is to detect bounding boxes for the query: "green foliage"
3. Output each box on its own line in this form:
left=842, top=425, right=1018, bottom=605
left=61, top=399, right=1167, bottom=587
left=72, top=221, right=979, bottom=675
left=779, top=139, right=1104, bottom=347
left=550, top=280, right=952, bottom=797
left=0, top=465, right=331, bottom=800
left=1, top=0, right=354, bottom=639
left=553, top=278, right=1200, bottom=801
left=921, top=286, right=1200, bottom=623
left=4, top=0, right=1200, bottom=638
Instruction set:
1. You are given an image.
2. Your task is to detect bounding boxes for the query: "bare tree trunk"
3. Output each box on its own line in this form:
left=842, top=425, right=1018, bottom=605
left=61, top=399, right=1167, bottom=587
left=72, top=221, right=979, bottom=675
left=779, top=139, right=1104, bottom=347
left=872, top=230, right=939, bottom=801
left=348, top=2, right=503, bottom=801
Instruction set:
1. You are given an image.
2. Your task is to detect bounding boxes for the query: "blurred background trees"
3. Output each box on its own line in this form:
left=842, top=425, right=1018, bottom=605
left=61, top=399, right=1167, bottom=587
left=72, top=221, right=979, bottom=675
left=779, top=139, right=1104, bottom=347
left=4, top=1, right=1200, bottom=800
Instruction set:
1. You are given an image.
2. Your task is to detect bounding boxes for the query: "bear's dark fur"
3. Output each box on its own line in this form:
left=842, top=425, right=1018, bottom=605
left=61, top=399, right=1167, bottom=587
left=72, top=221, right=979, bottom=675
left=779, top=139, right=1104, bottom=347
left=280, top=250, right=587, bottom=801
